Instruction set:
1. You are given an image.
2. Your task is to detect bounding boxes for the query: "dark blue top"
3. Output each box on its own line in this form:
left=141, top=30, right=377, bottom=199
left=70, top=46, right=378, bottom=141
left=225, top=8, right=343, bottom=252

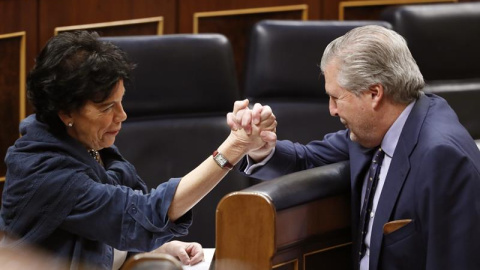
left=0, top=115, right=192, bottom=269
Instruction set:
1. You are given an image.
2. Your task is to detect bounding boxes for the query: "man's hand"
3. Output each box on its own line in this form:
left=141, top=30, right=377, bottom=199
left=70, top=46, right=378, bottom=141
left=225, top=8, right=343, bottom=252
left=226, top=99, right=277, bottom=162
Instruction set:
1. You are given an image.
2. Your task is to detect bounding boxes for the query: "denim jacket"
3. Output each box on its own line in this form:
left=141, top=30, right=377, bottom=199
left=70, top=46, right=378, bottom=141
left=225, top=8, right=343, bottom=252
left=0, top=115, right=192, bottom=269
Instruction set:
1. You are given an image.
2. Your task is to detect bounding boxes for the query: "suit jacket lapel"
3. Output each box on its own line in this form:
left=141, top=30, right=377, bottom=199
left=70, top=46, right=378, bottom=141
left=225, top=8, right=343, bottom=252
left=369, top=94, right=431, bottom=270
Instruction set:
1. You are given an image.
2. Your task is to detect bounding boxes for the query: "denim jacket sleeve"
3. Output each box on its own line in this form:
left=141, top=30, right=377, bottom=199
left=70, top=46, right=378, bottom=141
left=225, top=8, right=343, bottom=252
left=60, top=170, right=192, bottom=252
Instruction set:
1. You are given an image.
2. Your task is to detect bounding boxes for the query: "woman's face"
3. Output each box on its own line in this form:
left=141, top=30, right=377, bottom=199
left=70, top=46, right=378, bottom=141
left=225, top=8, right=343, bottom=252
left=60, top=80, right=127, bottom=150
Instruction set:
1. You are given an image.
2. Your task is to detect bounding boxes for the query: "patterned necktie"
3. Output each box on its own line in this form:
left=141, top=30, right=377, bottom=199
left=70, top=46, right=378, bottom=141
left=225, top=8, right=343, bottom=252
left=357, top=147, right=385, bottom=262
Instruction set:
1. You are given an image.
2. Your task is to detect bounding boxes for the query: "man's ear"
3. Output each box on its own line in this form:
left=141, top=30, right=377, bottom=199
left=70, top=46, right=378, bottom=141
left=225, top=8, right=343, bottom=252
left=58, top=110, right=72, bottom=127
left=369, top=83, right=384, bottom=109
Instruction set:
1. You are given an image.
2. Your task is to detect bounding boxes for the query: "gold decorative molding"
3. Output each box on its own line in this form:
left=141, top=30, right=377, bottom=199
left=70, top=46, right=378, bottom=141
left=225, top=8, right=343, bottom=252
left=303, top=242, right=351, bottom=269
left=0, top=31, right=26, bottom=181
left=193, top=4, right=308, bottom=33
left=54, top=16, right=164, bottom=35
left=273, top=258, right=298, bottom=270
left=0, top=31, right=26, bottom=121
left=339, top=0, right=457, bottom=20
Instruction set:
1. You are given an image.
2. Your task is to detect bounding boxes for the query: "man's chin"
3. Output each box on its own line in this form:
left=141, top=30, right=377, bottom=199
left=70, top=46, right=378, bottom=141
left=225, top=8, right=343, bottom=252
left=349, top=132, right=366, bottom=147
left=349, top=132, right=357, bottom=142
left=349, top=133, right=378, bottom=149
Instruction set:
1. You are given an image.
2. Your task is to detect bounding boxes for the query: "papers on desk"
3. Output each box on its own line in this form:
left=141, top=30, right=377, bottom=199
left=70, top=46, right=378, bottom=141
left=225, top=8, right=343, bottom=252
left=183, top=248, right=214, bottom=270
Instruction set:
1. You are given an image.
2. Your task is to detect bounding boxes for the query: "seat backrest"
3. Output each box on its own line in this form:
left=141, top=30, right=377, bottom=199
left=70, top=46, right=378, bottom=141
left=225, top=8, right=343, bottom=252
left=101, top=34, right=240, bottom=119
left=243, top=20, right=392, bottom=144
left=99, top=35, right=248, bottom=247
left=381, top=2, right=480, bottom=82
left=381, top=3, right=480, bottom=139
left=423, top=86, right=480, bottom=140
left=244, top=20, right=392, bottom=100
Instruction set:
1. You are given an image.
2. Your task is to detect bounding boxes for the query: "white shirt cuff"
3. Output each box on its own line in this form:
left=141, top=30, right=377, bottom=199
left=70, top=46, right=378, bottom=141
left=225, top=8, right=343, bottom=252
left=244, top=148, right=276, bottom=175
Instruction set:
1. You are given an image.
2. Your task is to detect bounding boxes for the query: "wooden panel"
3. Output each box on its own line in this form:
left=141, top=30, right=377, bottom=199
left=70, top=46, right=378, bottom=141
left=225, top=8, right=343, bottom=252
left=179, top=0, right=322, bottom=33
left=194, top=5, right=308, bottom=33
left=275, top=196, right=350, bottom=248
left=0, top=32, right=26, bottom=180
left=339, top=0, right=457, bottom=20
left=215, top=191, right=351, bottom=270
left=38, top=0, right=176, bottom=50
left=304, top=243, right=351, bottom=270
left=216, top=193, right=276, bottom=269
left=54, top=16, right=164, bottom=36
left=0, top=0, right=38, bottom=71
left=272, top=194, right=351, bottom=270
left=194, top=5, right=308, bottom=93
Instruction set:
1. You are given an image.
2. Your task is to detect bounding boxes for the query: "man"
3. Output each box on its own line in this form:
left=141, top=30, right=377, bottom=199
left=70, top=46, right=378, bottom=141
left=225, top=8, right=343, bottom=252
left=228, top=25, right=480, bottom=270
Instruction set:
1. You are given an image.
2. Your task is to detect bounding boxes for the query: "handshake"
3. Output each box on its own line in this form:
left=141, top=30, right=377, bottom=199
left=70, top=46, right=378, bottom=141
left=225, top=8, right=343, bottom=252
left=226, top=99, right=278, bottom=162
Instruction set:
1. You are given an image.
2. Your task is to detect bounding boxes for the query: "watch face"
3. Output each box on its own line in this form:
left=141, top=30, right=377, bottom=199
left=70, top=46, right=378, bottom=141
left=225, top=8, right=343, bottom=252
left=216, top=154, right=228, bottom=166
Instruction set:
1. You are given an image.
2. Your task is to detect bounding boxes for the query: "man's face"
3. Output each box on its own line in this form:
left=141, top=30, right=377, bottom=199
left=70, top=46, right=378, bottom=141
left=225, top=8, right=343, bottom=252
left=324, top=61, right=379, bottom=148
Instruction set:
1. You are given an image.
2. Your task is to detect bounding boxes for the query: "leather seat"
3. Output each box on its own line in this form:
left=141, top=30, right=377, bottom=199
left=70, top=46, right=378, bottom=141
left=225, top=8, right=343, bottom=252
left=100, top=34, right=247, bottom=247
left=243, top=20, right=392, bottom=144
left=101, top=34, right=239, bottom=118
left=381, top=2, right=480, bottom=139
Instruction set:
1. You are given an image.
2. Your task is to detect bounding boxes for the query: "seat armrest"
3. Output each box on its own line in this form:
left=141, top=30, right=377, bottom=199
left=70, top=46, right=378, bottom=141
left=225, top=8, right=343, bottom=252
left=215, top=161, right=351, bottom=270
left=243, top=161, right=350, bottom=210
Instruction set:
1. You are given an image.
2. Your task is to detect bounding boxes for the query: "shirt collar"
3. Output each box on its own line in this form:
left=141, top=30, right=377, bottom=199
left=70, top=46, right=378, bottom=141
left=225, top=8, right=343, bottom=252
left=381, top=100, right=416, bottom=158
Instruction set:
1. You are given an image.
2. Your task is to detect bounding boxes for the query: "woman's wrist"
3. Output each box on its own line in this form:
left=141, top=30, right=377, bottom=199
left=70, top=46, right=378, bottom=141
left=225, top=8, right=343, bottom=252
left=216, top=131, right=250, bottom=167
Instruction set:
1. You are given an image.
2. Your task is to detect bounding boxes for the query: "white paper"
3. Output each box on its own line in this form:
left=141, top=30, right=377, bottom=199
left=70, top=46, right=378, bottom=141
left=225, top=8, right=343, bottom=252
left=182, top=248, right=215, bottom=270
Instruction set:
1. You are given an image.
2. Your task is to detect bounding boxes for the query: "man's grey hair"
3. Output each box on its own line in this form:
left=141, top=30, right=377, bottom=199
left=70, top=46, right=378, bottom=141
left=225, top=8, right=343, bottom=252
left=320, top=25, right=424, bottom=104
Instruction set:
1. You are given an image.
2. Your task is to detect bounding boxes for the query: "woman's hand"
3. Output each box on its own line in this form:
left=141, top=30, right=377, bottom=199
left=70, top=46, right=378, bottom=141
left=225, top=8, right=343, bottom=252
left=153, top=240, right=204, bottom=265
left=226, top=99, right=277, bottom=162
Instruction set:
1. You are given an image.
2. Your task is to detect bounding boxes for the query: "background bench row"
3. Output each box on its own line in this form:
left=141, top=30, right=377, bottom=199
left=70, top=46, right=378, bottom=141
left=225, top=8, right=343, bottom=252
left=1, top=2, right=479, bottom=251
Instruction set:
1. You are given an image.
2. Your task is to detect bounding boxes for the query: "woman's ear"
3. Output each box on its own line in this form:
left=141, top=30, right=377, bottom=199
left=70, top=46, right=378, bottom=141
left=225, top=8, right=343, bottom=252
left=58, top=110, right=73, bottom=127
left=369, top=83, right=384, bottom=109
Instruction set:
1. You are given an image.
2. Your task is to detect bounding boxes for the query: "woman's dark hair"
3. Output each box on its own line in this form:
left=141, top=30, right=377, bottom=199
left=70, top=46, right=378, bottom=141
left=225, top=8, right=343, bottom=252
left=27, top=31, right=135, bottom=132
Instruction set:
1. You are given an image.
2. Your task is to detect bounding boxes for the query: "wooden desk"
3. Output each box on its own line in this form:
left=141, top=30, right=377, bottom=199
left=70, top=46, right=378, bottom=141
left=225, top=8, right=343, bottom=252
left=215, top=161, right=352, bottom=270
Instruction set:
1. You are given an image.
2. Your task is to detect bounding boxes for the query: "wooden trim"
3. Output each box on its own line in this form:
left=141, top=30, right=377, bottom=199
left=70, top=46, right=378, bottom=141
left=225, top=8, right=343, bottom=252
left=273, top=258, right=298, bottom=270
left=215, top=192, right=276, bottom=270
left=19, top=33, right=26, bottom=121
left=0, top=31, right=26, bottom=40
left=54, top=16, right=164, bottom=35
left=193, top=5, right=308, bottom=33
left=0, top=31, right=26, bottom=180
left=339, top=0, right=457, bottom=20
left=0, top=31, right=26, bottom=128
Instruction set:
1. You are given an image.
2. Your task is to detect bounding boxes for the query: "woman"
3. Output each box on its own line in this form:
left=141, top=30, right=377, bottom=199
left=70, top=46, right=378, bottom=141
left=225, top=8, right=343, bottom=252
left=0, top=31, right=276, bottom=269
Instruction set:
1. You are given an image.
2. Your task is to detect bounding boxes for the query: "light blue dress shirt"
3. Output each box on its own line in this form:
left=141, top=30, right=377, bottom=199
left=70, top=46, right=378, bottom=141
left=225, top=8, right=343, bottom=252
left=360, top=101, right=415, bottom=270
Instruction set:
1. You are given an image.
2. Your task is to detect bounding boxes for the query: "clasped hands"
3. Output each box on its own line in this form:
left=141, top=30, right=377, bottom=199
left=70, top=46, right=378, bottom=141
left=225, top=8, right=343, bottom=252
left=226, top=99, right=277, bottom=162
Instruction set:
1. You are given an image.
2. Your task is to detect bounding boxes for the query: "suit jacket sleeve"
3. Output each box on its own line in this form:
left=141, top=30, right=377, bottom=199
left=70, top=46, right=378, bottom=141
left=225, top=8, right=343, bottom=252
left=241, top=129, right=351, bottom=180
